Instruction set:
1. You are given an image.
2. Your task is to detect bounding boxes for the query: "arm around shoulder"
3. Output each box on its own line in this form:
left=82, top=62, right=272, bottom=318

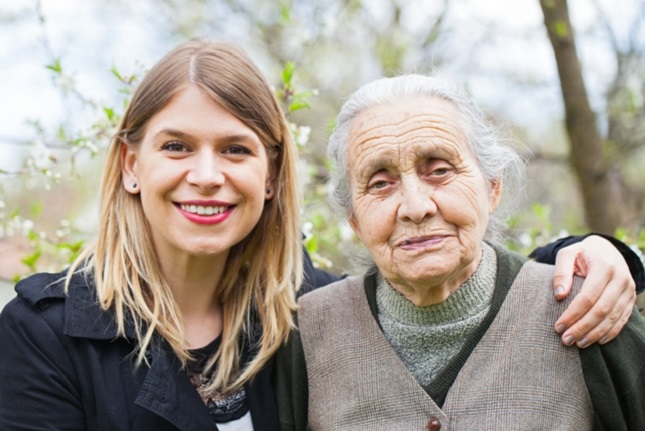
left=0, top=296, right=85, bottom=429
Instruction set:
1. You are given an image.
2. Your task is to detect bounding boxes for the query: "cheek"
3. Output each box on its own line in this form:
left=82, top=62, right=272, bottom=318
left=352, top=196, right=397, bottom=244
left=438, top=182, right=490, bottom=227
left=235, top=165, right=270, bottom=205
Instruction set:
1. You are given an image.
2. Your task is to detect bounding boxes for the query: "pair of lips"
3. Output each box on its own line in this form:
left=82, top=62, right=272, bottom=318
left=399, top=235, right=447, bottom=247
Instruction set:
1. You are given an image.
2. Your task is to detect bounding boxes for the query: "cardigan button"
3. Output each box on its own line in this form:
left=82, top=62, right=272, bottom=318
left=427, top=417, right=441, bottom=431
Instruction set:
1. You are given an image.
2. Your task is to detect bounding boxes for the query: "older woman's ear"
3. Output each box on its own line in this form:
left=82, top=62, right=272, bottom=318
left=348, top=214, right=363, bottom=243
left=488, top=178, right=503, bottom=214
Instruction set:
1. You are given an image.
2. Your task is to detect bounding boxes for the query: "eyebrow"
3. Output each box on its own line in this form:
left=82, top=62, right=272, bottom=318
left=354, top=140, right=463, bottom=177
left=355, top=148, right=400, bottom=176
left=154, top=128, right=260, bottom=145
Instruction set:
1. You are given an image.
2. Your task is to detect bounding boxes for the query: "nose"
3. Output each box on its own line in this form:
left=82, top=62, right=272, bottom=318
left=186, top=152, right=225, bottom=191
left=397, top=175, right=437, bottom=224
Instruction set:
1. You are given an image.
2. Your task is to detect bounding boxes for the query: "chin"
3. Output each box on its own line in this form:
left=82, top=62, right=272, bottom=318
left=182, top=242, right=229, bottom=258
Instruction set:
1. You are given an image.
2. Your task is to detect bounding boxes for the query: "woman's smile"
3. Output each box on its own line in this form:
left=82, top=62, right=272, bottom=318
left=176, top=200, right=235, bottom=225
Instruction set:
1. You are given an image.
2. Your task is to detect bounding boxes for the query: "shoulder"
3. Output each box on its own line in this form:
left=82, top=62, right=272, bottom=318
left=13, top=270, right=68, bottom=305
left=1, top=268, right=117, bottom=341
left=298, top=274, right=364, bottom=308
left=0, top=271, right=74, bottom=365
left=1, top=269, right=82, bottom=336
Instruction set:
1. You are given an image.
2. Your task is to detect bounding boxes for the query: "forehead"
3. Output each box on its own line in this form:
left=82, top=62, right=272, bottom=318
left=347, top=96, right=470, bottom=164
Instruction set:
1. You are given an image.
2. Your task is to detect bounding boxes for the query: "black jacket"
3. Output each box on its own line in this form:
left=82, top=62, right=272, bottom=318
left=0, top=253, right=339, bottom=431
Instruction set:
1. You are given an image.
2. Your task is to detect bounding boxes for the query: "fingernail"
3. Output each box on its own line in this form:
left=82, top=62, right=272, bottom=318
left=555, top=286, right=565, bottom=297
left=555, top=324, right=566, bottom=334
left=563, top=335, right=575, bottom=346
left=577, top=338, right=590, bottom=348
left=599, top=336, right=608, bottom=344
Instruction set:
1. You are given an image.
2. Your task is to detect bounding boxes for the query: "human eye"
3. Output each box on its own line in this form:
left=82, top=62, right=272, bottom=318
left=161, top=141, right=189, bottom=153
left=431, top=166, right=451, bottom=176
left=425, top=159, right=453, bottom=178
left=367, top=171, right=394, bottom=193
left=223, top=144, right=252, bottom=156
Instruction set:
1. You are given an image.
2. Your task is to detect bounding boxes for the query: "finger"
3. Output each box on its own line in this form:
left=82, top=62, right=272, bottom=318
left=553, top=270, right=610, bottom=335
left=552, top=246, right=580, bottom=300
left=597, top=301, right=635, bottom=345
left=568, top=285, right=635, bottom=348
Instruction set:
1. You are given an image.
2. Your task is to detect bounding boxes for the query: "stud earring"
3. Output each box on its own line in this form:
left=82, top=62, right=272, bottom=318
left=132, top=183, right=138, bottom=189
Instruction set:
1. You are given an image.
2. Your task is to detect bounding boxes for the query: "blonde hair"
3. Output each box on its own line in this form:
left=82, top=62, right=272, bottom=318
left=67, top=39, right=302, bottom=392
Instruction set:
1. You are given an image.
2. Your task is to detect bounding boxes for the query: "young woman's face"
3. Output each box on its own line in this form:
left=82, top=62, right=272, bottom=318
left=122, top=85, right=274, bottom=267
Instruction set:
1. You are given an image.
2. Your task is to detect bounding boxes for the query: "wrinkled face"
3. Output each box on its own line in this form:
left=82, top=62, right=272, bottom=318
left=121, top=85, right=274, bottom=267
left=348, top=96, right=501, bottom=292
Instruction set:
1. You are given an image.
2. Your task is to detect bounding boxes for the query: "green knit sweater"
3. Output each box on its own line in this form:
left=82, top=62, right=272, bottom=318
left=376, top=243, right=497, bottom=389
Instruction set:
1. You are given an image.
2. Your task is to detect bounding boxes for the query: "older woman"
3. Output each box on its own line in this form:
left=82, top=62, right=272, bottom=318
left=277, top=75, right=645, bottom=430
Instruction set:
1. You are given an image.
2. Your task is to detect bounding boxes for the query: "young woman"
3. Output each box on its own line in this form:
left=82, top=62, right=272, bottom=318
left=0, top=39, right=640, bottom=431
left=0, top=40, right=303, bottom=430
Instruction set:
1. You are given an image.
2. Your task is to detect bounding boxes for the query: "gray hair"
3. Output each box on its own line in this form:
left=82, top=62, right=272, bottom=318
left=327, top=74, right=525, bottom=243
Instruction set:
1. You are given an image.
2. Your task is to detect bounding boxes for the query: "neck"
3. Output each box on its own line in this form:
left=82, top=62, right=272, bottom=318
left=388, top=246, right=483, bottom=307
left=158, top=252, right=229, bottom=349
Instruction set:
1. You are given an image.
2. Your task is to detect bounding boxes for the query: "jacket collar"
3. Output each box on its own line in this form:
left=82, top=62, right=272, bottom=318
left=16, top=269, right=137, bottom=340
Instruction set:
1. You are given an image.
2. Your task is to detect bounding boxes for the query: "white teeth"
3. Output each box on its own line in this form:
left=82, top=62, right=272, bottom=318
left=180, top=204, right=227, bottom=215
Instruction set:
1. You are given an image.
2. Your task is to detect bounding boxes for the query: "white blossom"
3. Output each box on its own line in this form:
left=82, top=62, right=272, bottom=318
left=296, top=126, right=311, bottom=146
left=340, top=223, right=355, bottom=242
left=302, top=221, right=314, bottom=240
left=21, top=219, right=34, bottom=236
left=519, top=232, right=533, bottom=248
left=29, top=140, right=54, bottom=170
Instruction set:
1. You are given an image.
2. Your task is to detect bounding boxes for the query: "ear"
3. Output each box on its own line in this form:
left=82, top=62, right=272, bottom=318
left=348, top=213, right=364, bottom=243
left=120, top=142, right=140, bottom=195
left=265, top=181, right=275, bottom=200
left=265, top=155, right=278, bottom=200
left=488, top=178, right=503, bottom=214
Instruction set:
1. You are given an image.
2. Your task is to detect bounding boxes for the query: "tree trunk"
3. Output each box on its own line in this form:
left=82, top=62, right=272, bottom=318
left=539, top=0, right=628, bottom=234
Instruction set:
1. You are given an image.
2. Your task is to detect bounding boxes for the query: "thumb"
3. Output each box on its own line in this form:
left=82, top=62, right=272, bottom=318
left=552, top=245, right=578, bottom=300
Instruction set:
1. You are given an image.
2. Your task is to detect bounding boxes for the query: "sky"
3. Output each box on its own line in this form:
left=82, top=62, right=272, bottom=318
left=1, top=0, right=166, bottom=170
left=0, top=0, right=640, bottom=171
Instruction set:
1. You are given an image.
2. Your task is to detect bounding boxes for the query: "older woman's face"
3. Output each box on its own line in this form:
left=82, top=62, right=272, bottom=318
left=347, top=96, right=501, bottom=296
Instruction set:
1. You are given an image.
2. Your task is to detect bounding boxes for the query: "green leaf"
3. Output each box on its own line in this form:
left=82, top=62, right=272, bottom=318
left=46, top=58, right=63, bottom=74
left=305, top=235, right=318, bottom=253
left=57, top=125, right=68, bottom=141
left=279, top=4, right=291, bottom=23
left=30, top=201, right=44, bottom=218
left=282, top=61, right=295, bottom=85
left=110, top=66, right=123, bottom=81
left=104, top=107, right=115, bottom=121
left=614, top=227, right=627, bottom=241
left=531, top=203, right=550, bottom=220
left=21, top=250, right=41, bottom=270
left=289, top=100, right=311, bottom=112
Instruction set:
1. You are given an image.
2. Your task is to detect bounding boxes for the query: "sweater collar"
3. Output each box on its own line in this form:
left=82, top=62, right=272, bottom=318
left=375, top=242, right=497, bottom=326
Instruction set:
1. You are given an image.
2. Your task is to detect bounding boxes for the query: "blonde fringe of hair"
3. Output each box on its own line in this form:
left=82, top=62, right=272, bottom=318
left=66, top=39, right=302, bottom=394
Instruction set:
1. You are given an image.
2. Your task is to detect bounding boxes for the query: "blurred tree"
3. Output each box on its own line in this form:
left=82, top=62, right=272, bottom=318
left=539, top=0, right=644, bottom=234
left=1, top=0, right=644, bottom=286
